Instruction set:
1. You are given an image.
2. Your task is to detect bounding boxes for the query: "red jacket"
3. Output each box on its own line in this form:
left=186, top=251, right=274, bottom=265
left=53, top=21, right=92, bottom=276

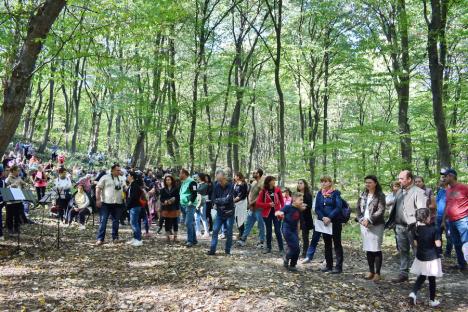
left=256, top=187, right=284, bottom=218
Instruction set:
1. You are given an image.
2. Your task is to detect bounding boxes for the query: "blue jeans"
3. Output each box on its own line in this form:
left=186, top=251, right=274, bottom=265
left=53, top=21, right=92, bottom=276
left=436, top=217, right=453, bottom=256
left=195, top=203, right=209, bottom=234
left=129, top=206, right=142, bottom=241
left=241, top=209, right=265, bottom=242
left=450, top=216, right=468, bottom=269
left=283, top=225, right=300, bottom=266
left=180, top=205, right=187, bottom=224
left=306, top=230, right=322, bottom=259
left=264, top=208, right=283, bottom=251
left=140, top=209, right=149, bottom=234
left=184, top=205, right=197, bottom=244
left=210, top=213, right=235, bottom=253
left=96, top=203, right=122, bottom=241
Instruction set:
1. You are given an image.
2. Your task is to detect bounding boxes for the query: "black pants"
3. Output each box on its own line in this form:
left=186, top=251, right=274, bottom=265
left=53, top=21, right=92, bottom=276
left=238, top=223, right=245, bottom=238
left=323, top=222, right=343, bottom=270
left=301, top=227, right=311, bottom=257
left=206, top=201, right=213, bottom=232
left=56, top=198, right=68, bottom=222
left=6, top=203, right=22, bottom=232
left=165, top=217, right=178, bottom=233
left=36, top=187, right=46, bottom=202
left=69, top=208, right=90, bottom=225
left=263, top=208, right=284, bottom=251
left=412, top=275, right=436, bottom=300
left=366, top=251, right=383, bottom=274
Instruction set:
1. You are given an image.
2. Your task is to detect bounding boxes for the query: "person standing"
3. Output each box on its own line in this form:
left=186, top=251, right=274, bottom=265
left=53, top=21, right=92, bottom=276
left=256, top=176, right=284, bottom=255
left=435, top=176, right=452, bottom=257
left=195, top=173, right=210, bottom=239
left=126, top=172, right=144, bottom=247
left=179, top=168, right=198, bottom=247
left=237, top=169, right=266, bottom=248
left=33, top=165, right=48, bottom=202
left=315, top=176, right=345, bottom=274
left=54, top=167, right=72, bottom=222
left=160, top=174, right=180, bottom=242
left=356, top=175, right=386, bottom=281
left=441, top=168, right=467, bottom=270
left=386, top=170, right=428, bottom=282
left=297, top=179, right=313, bottom=258
left=4, top=165, right=27, bottom=235
left=207, top=170, right=235, bottom=255
left=233, top=172, right=248, bottom=240
left=95, top=164, right=126, bottom=245
left=276, top=192, right=306, bottom=272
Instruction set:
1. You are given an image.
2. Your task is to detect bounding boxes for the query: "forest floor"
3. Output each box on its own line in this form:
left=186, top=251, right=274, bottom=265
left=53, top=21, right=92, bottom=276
left=0, top=207, right=467, bottom=312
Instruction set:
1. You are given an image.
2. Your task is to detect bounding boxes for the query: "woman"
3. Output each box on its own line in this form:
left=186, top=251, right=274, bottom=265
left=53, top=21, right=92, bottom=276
left=205, top=174, right=214, bottom=232
left=297, top=179, right=314, bottom=257
left=126, top=172, right=144, bottom=246
left=68, top=183, right=91, bottom=229
left=256, top=176, right=284, bottom=254
left=33, top=165, right=48, bottom=202
left=315, top=176, right=344, bottom=274
left=195, top=173, right=210, bottom=238
left=159, top=174, right=180, bottom=242
left=233, top=172, right=248, bottom=239
left=55, top=167, right=72, bottom=222
left=355, top=175, right=386, bottom=281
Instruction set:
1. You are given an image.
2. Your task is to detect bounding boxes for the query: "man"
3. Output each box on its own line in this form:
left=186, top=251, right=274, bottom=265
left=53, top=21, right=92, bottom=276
left=179, top=168, right=198, bottom=247
left=208, top=170, right=235, bottom=255
left=441, top=168, right=467, bottom=270
left=95, top=164, right=126, bottom=245
left=237, top=169, right=266, bottom=248
left=435, top=176, right=452, bottom=257
left=386, top=170, right=427, bottom=283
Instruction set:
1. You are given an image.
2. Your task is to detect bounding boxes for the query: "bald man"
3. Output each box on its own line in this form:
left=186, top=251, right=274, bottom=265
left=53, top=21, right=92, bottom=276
left=386, top=170, right=428, bottom=283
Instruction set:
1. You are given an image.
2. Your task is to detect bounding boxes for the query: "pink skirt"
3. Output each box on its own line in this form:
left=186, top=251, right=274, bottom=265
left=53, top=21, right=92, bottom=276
left=410, top=258, right=443, bottom=277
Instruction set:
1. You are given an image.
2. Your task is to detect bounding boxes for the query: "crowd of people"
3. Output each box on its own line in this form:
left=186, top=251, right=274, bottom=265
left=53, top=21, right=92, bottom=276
left=1, top=142, right=467, bottom=308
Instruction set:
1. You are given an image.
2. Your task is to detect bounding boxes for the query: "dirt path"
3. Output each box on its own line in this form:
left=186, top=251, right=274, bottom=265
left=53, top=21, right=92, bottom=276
left=1, top=210, right=467, bottom=312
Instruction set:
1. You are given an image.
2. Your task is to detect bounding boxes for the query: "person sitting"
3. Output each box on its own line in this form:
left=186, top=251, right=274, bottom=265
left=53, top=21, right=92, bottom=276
left=68, top=184, right=91, bottom=230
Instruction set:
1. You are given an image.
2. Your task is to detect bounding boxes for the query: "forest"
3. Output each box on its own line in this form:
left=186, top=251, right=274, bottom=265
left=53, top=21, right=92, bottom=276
left=0, top=0, right=466, bottom=185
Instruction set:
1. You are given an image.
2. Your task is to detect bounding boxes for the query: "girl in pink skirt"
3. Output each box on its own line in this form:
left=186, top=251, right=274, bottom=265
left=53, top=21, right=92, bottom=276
left=409, top=208, right=443, bottom=307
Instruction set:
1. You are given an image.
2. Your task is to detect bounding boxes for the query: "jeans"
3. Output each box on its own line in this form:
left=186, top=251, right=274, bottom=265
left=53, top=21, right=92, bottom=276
left=195, top=203, right=209, bottom=234
left=323, top=222, right=343, bottom=270
left=180, top=205, right=187, bottom=224
left=129, top=206, right=142, bottom=241
left=283, top=225, right=300, bottom=267
left=140, top=208, right=149, bottom=234
left=436, top=217, right=453, bottom=256
left=306, top=230, right=322, bottom=259
left=395, top=224, right=415, bottom=276
left=184, top=205, right=197, bottom=244
left=96, top=203, right=122, bottom=241
left=241, top=209, right=265, bottom=242
left=263, top=208, right=284, bottom=251
left=210, top=213, right=235, bottom=253
left=449, top=216, right=468, bottom=269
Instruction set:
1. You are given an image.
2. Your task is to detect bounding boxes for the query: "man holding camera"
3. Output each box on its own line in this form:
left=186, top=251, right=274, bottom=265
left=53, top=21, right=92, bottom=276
left=95, top=164, right=126, bottom=245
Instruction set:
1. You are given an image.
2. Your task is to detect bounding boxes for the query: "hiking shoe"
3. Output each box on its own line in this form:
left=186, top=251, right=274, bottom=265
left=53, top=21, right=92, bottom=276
left=429, top=299, right=440, bottom=307
left=392, top=274, right=408, bottom=283
left=237, top=240, right=246, bottom=247
left=302, top=257, right=312, bottom=264
left=95, top=240, right=104, bottom=246
left=131, top=240, right=143, bottom=247
left=408, top=292, right=417, bottom=305
left=364, top=272, right=375, bottom=280
left=256, top=241, right=264, bottom=249
left=372, top=274, right=381, bottom=282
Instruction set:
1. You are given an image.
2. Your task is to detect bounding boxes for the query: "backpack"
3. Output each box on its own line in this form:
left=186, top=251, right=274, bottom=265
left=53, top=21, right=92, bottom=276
left=340, top=199, right=351, bottom=223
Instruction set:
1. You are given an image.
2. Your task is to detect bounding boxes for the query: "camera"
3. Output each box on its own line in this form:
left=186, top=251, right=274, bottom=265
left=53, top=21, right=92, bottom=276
left=115, top=185, right=121, bottom=191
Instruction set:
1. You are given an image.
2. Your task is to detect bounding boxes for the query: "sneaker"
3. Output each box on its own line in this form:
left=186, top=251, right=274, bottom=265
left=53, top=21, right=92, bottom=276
left=237, top=240, right=246, bottom=247
left=95, top=240, right=104, bottom=246
left=79, top=225, right=86, bottom=230
left=126, top=239, right=136, bottom=245
left=429, top=299, right=440, bottom=307
left=131, top=240, right=143, bottom=247
left=330, top=267, right=342, bottom=274
left=392, top=274, right=408, bottom=283
left=302, top=257, right=312, bottom=264
left=262, top=248, right=272, bottom=254
left=408, top=292, right=417, bottom=305
left=219, top=234, right=226, bottom=239
left=256, top=242, right=264, bottom=249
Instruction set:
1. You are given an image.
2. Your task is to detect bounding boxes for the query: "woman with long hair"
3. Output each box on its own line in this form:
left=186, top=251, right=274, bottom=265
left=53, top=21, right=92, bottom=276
left=356, top=175, right=386, bottom=281
left=297, top=179, right=314, bottom=257
left=233, top=172, right=248, bottom=239
left=256, top=176, right=284, bottom=254
left=159, top=174, right=180, bottom=242
left=126, top=172, right=144, bottom=246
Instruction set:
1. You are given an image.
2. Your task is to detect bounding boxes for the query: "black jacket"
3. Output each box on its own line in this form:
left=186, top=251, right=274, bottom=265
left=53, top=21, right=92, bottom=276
left=300, top=192, right=314, bottom=230
left=126, top=182, right=143, bottom=208
left=160, top=187, right=180, bottom=211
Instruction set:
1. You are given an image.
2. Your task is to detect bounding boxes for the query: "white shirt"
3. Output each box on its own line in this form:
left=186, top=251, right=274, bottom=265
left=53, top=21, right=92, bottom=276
left=97, top=174, right=126, bottom=204
left=364, top=194, right=373, bottom=220
left=55, top=176, right=72, bottom=198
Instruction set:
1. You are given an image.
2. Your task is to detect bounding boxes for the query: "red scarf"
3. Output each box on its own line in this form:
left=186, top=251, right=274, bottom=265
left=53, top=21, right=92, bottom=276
left=321, top=188, right=335, bottom=197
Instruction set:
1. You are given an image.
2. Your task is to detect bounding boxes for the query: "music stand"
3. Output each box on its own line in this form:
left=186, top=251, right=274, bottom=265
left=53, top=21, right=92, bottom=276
left=36, top=191, right=56, bottom=245
left=0, top=188, right=36, bottom=257
left=52, top=188, right=70, bottom=250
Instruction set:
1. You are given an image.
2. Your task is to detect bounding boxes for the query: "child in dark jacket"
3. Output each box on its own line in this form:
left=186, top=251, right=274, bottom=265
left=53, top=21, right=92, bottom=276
left=275, top=192, right=306, bottom=271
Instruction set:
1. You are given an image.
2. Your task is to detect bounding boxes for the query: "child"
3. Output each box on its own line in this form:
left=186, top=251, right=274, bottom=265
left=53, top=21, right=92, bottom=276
left=408, top=208, right=443, bottom=307
left=275, top=192, right=306, bottom=272
left=283, top=188, right=292, bottom=206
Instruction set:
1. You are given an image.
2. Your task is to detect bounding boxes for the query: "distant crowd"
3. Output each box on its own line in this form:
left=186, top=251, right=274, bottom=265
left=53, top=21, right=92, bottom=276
left=1, top=142, right=467, bottom=308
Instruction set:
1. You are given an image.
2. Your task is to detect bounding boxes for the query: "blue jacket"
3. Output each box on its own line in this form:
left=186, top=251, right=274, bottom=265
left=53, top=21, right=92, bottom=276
left=436, top=188, right=446, bottom=224
left=212, top=181, right=235, bottom=219
left=315, top=190, right=343, bottom=222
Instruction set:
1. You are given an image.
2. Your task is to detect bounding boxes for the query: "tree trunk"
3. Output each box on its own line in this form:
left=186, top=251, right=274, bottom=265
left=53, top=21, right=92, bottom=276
left=424, top=0, right=451, bottom=167
left=0, top=0, right=66, bottom=156
left=71, top=58, right=86, bottom=154
left=39, top=64, right=56, bottom=153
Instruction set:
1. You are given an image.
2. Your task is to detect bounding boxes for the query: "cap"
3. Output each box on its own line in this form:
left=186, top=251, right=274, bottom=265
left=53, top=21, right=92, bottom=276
left=440, top=167, right=457, bottom=176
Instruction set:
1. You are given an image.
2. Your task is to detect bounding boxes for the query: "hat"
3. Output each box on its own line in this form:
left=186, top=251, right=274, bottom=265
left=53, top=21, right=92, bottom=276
left=440, top=167, right=457, bottom=176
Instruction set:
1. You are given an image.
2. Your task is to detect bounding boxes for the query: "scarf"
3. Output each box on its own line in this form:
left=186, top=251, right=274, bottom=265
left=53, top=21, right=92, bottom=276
left=321, top=188, right=335, bottom=198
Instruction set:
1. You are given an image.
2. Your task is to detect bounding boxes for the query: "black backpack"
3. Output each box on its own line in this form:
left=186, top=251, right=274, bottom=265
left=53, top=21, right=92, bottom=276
left=340, top=199, right=351, bottom=223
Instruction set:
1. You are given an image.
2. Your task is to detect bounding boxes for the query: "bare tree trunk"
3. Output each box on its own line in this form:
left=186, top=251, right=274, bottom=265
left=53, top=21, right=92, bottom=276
left=0, top=0, right=66, bottom=156
left=39, top=64, right=56, bottom=153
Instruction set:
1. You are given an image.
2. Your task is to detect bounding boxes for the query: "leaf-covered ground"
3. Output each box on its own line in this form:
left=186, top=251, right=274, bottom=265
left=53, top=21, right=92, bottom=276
left=1, top=208, right=467, bottom=312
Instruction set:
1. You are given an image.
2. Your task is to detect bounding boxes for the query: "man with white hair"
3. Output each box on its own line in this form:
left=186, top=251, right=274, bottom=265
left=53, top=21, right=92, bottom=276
left=208, top=170, right=235, bottom=255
